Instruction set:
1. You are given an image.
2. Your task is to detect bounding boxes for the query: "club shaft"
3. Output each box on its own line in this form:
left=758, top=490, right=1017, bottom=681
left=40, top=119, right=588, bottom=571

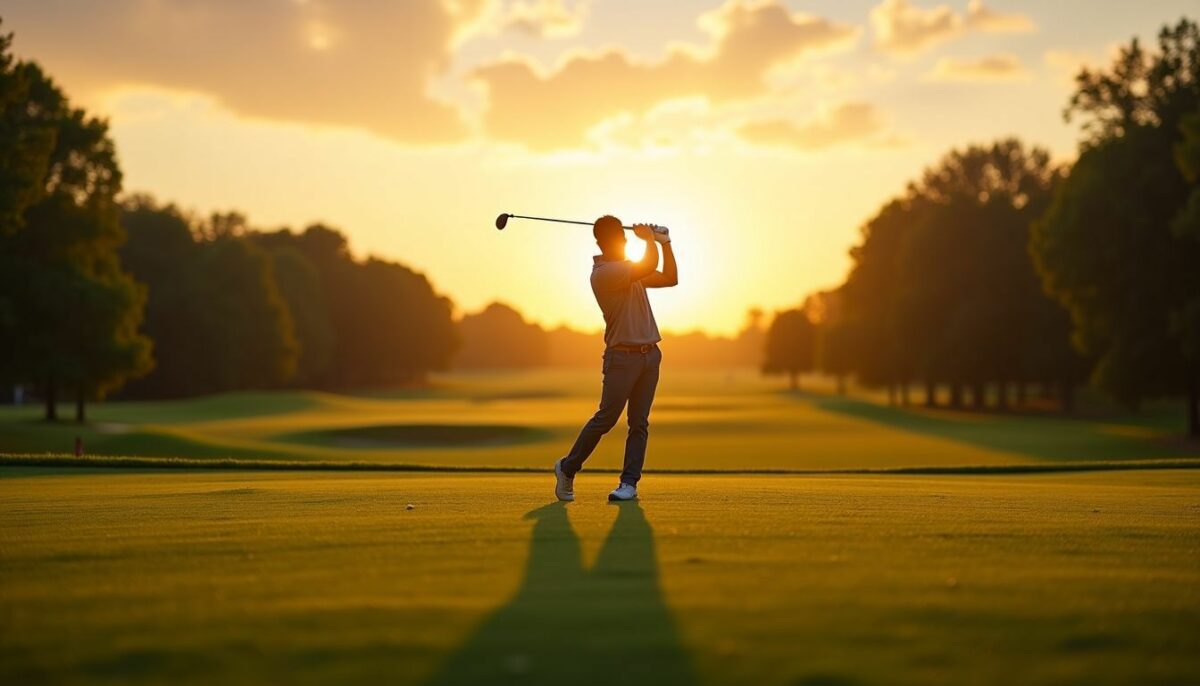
left=508, top=214, right=634, bottom=230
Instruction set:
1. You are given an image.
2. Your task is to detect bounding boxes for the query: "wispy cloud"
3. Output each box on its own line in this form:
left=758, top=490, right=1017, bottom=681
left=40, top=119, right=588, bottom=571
left=737, top=102, right=896, bottom=150
left=870, top=0, right=1035, bottom=56
left=924, top=54, right=1029, bottom=81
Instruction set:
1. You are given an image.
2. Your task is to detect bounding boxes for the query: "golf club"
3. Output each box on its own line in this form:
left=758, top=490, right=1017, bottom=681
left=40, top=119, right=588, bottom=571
left=496, top=213, right=638, bottom=231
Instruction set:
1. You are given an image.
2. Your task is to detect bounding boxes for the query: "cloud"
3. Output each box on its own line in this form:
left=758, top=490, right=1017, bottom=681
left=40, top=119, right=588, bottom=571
left=470, top=0, right=859, bottom=150
left=737, top=102, right=891, bottom=150
left=502, top=0, right=589, bottom=38
left=2, top=0, right=470, bottom=143
left=870, top=0, right=1034, bottom=56
left=924, top=54, right=1029, bottom=81
left=470, top=0, right=864, bottom=149
left=964, top=0, right=1035, bottom=33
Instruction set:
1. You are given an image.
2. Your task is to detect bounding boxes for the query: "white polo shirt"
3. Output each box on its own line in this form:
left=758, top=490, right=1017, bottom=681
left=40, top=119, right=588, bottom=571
left=590, top=256, right=662, bottom=348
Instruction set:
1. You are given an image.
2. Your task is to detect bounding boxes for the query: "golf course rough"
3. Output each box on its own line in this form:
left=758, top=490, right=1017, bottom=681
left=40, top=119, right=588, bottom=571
left=2, top=469, right=1198, bottom=685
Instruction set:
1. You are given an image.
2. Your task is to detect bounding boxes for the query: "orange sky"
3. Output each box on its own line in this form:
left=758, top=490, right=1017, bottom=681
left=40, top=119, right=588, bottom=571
left=4, top=1, right=1193, bottom=334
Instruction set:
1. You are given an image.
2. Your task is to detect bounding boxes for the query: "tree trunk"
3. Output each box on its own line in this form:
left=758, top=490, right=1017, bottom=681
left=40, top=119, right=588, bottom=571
left=970, top=382, right=986, bottom=410
left=1016, top=381, right=1028, bottom=407
left=949, top=383, right=964, bottom=409
left=789, top=371, right=798, bottom=392
left=1188, top=376, right=1199, bottom=439
left=836, top=375, right=847, bottom=396
left=44, top=376, right=58, bottom=422
left=76, top=382, right=86, bottom=424
left=996, top=381, right=1009, bottom=411
left=925, top=380, right=936, bottom=408
left=886, top=384, right=896, bottom=406
left=1059, top=380, right=1075, bottom=415
left=901, top=382, right=911, bottom=406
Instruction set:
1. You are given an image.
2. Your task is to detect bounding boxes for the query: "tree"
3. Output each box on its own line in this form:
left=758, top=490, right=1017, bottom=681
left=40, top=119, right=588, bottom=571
left=1032, top=18, right=1200, bottom=435
left=762, top=309, right=816, bottom=391
left=266, top=246, right=334, bottom=386
left=260, top=224, right=459, bottom=388
left=456, top=302, right=549, bottom=369
left=838, top=198, right=919, bottom=399
left=834, top=138, right=1077, bottom=412
left=805, top=290, right=851, bottom=395
left=119, top=198, right=299, bottom=397
left=189, top=235, right=299, bottom=391
left=0, top=22, right=54, bottom=234
left=0, top=51, right=151, bottom=421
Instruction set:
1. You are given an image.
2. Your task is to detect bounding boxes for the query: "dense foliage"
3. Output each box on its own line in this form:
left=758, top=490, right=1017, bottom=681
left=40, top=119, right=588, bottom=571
left=1032, top=18, right=1200, bottom=434
left=0, top=25, right=152, bottom=421
left=819, top=139, right=1081, bottom=410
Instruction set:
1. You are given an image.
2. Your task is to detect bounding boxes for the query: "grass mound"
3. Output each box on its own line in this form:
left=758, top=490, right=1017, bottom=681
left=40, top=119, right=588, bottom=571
left=280, top=423, right=552, bottom=449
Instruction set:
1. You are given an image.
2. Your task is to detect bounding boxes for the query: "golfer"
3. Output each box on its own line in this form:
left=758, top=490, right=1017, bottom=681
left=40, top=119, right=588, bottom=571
left=555, top=216, right=677, bottom=502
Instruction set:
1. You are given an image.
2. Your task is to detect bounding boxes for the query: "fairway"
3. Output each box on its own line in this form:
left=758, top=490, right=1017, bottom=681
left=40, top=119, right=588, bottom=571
left=2, top=467, right=1198, bottom=685
left=2, top=371, right=1196, bottom=472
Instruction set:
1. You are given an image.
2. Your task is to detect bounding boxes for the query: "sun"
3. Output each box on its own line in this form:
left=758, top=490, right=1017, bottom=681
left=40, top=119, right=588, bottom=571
left=625, top=238, right=646, bottom=261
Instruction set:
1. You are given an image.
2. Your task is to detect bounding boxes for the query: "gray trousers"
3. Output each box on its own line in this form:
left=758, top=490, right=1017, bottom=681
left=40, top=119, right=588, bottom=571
left=561, top=345, right=662, bottom=485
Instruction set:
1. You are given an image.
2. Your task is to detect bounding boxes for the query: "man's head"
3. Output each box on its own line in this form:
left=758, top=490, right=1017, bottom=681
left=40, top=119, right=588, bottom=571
left=594, top=215, right=626, bottom=259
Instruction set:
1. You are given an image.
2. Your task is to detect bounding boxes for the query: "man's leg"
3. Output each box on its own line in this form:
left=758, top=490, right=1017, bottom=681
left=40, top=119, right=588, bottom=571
left=621, top=347, right=661, bottom=486
left=561, top=351, right=639, bottom=477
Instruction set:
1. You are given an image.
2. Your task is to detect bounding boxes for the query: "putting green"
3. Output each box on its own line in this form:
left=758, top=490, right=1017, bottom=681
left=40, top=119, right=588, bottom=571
left=2, top=468, right=1197, bottom=684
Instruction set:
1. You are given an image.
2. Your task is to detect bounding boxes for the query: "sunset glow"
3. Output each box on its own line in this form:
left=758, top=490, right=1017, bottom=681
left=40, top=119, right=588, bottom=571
left=3, top=0, right=1194, bottom=334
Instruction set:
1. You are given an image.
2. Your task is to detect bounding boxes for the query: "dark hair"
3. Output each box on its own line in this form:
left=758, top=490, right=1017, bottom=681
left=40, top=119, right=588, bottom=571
left=593, top=215, right=623, bottom=242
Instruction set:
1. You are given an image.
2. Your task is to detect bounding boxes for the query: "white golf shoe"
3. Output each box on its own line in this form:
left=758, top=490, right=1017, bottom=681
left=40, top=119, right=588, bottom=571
left=554, top=458, right=574, bottom=502
left=608, top=482, right=638, bottom=502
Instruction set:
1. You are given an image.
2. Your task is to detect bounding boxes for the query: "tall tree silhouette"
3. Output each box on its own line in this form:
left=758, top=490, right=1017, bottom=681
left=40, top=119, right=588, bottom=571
left=0, top=45, right=151, bottom=420
left=120, top=198, right=298, bottom=397
left=762, top=308, right=816, bottom=391
left=1032, top=18, right=1200, bottom=434
left=836, top=139, right=1076, bottom=411
left=257, top=224, right=458, bottom=389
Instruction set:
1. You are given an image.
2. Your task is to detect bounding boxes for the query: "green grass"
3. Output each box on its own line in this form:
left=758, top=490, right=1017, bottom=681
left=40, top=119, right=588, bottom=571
left=2, top=468, right=1197, bottom=685
left=279, top=424, right=553, bottom=449
left=1, top=370, right=1196, bottom=471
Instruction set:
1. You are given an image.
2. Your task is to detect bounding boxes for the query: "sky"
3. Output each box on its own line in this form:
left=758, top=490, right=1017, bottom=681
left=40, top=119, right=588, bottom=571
left=3, top=0, right=1195, bottom=335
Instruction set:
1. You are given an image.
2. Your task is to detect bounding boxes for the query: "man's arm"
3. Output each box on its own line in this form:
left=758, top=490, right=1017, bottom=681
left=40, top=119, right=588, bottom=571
left=641, top=231, right=677, bottom=288
left=627, top=224, right=660, bottom=281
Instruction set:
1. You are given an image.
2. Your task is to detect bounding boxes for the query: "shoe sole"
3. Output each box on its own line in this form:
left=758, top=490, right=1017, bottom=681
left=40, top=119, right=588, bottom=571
left=607, top=494, right=637, bottom=502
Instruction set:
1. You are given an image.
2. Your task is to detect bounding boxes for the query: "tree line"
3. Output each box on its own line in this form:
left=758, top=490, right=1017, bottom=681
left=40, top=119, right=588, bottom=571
left=0, top=25, right=456, bottom=420
left=762, top=18, right=1200, bottom=436
left=455, top=302, right=765, bottom=369
left=119, top=199, right=457, bottom=399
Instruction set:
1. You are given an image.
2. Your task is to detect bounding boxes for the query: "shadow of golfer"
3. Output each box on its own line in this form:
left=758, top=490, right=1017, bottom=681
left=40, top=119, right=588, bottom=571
left=427, top=501, right=695, bottom=686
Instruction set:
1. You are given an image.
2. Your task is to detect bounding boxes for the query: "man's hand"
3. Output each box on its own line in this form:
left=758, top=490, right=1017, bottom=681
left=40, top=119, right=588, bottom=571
left=627, top=224, right=660, bottom=281
left=640, top=226, right=677, bottom=288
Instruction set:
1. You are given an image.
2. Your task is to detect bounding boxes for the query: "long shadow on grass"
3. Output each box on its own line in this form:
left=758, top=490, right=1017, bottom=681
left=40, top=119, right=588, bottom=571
left=803, top=393, right=1193, bottom=462
left=428, top=501, right=695, bottom=686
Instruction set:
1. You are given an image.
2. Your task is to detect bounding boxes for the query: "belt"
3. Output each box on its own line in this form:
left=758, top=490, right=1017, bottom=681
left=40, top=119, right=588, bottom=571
left=609, top=343, right=657, bottom=353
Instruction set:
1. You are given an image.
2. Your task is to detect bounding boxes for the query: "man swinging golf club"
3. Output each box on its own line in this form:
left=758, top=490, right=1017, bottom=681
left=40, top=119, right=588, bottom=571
left=555, top=215, right=677, bottom=502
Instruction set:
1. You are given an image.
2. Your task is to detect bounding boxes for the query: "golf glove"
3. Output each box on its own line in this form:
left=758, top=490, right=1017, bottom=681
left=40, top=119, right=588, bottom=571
left=652, top=225, right=671, bottom=243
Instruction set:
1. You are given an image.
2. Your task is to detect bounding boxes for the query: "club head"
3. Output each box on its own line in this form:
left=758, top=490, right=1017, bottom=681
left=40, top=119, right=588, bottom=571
left=495, top=213, right=510, bottom=230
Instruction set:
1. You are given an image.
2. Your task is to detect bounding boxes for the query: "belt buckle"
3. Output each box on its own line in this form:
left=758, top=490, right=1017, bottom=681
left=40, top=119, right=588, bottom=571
left=638, top=344, right=651, bottom=354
